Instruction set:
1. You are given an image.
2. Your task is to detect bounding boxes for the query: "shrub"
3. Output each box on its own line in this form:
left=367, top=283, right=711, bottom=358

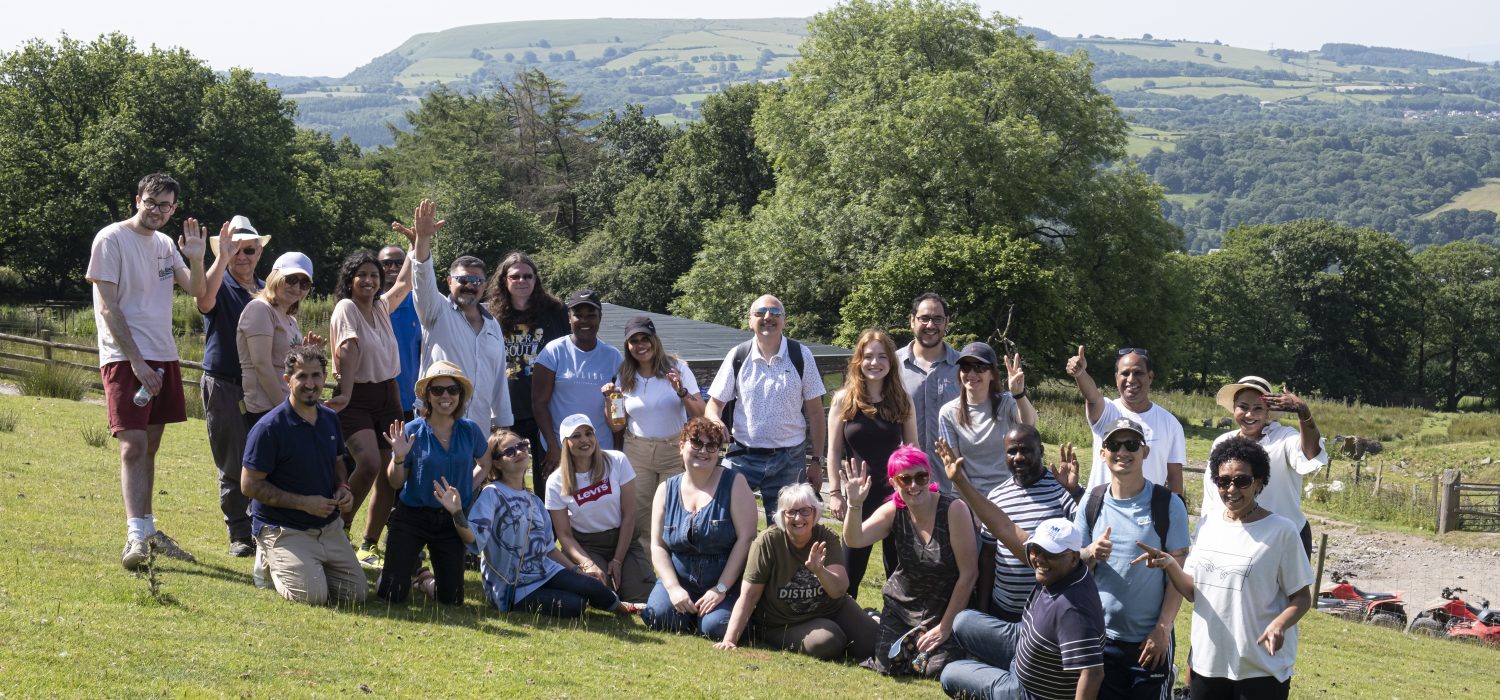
left=80, top=424, right=109, bottom=448
left=18, top=363, right=91, bottom=401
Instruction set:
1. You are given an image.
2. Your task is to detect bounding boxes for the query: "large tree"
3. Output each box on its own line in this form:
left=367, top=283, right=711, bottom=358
left=1413, top=241, right=1500, bottom=409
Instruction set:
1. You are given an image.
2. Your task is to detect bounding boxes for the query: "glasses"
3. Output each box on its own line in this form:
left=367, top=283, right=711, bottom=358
left=452, top=275, right=485, bottom=286
left=781, top=507, right=816, bottom=520
left=285, top=276, right=312, bottom=290
left=1102, top=439, right=1143, bottom=453
left=914, top=315, right=947, bottom=324
left=139, top=198, right=176, bottom=212
left=1118, top=347, right=1150, bottom=358
left=506, top=272, right=535, bottom=281
left=379, top=259, right=404, bottom=269
left=893, top=471, right=931, bottom=488
left=496, top=440, right=532, bottom=459
left=1213, top=474, right=1256, bottom=490
left=750, top=307, right=785, bottom=318
left=958, top=364, right=991, bottom=374
left=687, top=438, right=721, bottom=453
left=234, top=247, right=260, bottom=256
left=426, top=383, right=463, bottom=396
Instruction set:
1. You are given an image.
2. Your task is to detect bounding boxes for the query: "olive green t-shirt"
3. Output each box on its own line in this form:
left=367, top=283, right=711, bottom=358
left=744, top=524, right=846, bottom=627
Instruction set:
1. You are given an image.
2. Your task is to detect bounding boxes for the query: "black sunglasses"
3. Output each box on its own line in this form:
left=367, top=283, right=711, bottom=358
left=893, top=471, right=931, bottom=487
left=688, top=438, right=721, bottom=452
left=958, top=363, right=991, bottom=374
left=426, top=384, right=463, bottom=396
left=1118, top=347, right=1150, bottom=358
left=1103, top=439, right=1143, bottom=453
left=496, top=439, right=531, bottom=459
left=1212, top=474, right=1256, bottom=490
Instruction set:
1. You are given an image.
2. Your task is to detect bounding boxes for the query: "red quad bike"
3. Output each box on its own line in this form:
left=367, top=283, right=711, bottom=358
left=1406, top=586, right=1486, bottom=637
left=1446, top=612, right=1500, bottom=646
left=1316, top=570, right=1408, bottom=629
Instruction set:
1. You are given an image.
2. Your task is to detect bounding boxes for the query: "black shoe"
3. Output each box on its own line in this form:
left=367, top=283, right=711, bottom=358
left=228, top=538, right=255, bottom=558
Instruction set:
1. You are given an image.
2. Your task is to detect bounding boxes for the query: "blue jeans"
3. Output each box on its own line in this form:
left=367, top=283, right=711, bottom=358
left=724, top=444, right=806, bottom=521
left=516, top=569, right=621, bottom=618
left=641, top=579, right=738, bottom=641
left=1100, top=635, right=1174, bottom=700
left=940, top=609, right=1024, bottom=699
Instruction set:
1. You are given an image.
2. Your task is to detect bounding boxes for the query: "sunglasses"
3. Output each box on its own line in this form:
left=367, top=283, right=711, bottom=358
left=781, top=506, right=816, bottom=520
left=687, top=438, right=721, bottom=453
left=1102, top=439, right=1143, bottom=453
left=750, top=307, right=785, bottom=318
left=1213, top=474, right=1257, bottom=490
left=1118, top=347, right=1150, bottom=358
left=285, top=276, right=312, bottom=290
left=893, top=471, right=931, bottom=488
left=496, top=440, right=532, bottom=459
left=506, top=272, right=535, bottom=281
left=958, top=363, right=991, bottom=374
left=379, top=259, right=404, bottom=268
left=234, top=247, right=259, bottom=256
left=452, top=274, right=485, bottom=286
left=426, top=383, right=463, bottom=396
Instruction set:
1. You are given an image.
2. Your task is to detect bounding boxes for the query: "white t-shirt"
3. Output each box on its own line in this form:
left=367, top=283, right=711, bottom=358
left=544, top=450, right=636, bottom=534
left=1187, top=512, right=1314, bottom=682
left=1086, top=398, right=1186, bottom=491
left=85, top=222, right=187, bottom=364
left=623, top=358, right=700, bottom=439
left=1203, top=423, right=1328, bottom=530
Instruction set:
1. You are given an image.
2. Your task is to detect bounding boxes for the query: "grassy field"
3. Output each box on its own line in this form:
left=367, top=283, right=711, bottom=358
left=1423, top=177, right=1500, bottom=219
left=2, top=394, right=1499, bottom=696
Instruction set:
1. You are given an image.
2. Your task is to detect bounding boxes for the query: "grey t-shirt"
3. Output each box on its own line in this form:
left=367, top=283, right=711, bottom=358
left=937, top=393, right=1020, bottom=497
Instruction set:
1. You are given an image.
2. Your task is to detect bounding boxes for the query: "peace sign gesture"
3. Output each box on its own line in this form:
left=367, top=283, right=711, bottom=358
left=1004, top=352, right=1026, bottom=395
left=839, top=458, right=872, bottom=503
left=1053, top=442, right=1079, bottom=493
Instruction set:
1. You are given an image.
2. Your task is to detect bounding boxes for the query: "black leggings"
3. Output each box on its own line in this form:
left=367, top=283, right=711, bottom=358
left=376, top=501, right=467, bottom=605
left=516, top=416, right=549, bottom=498
left=845, top=485, right=895, bottom=598
left=1189, top=671, right=1290, bottom=700
left=516, top=568, right=621, bottom=618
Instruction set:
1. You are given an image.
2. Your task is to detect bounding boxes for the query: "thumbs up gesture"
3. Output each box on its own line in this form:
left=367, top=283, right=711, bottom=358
left=1087, top=525, right=1112, bottom=564
left=1066, top=345, right=1088, bottom=378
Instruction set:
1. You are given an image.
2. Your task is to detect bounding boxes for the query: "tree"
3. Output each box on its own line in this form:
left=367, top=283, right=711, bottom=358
left=498, top=69, right=596, bottom=240
left=1413, top=241, right=1500, bottom=409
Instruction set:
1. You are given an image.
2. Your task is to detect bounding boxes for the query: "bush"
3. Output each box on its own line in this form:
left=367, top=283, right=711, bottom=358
left=18, top=363, right=91, bottom=401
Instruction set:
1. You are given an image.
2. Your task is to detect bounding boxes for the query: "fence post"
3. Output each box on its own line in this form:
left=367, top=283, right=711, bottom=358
left=1432, top=473, right=1440, bottom=530
left=1312, top=533, right=1329, bottom=602
left=41, top=329, right=53, bottom=365
left=1437, top=469, right=1462, bottom=534
left=1373, top=461, right=1384, bottom=495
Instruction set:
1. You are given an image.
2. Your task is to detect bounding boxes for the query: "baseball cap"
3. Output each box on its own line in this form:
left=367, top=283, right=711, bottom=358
left=624, top=316, right=657, bottom=339
left=559, top=413, right=595, bottom=443
left=1102, top=417, right=1145, bottom=442
left=957, top=342, right=998, bottom=366
left=1025, top=518, right=1084, bottom=554
left=566, top=289, right=601, bottom=309
left=270, top=252, right=314, bottom=280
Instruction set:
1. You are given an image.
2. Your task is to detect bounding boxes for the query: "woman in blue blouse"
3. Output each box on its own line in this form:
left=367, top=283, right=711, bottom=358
left=378, top=361, right=489, bottom=604
left=452, top=426, right=642, bottom=617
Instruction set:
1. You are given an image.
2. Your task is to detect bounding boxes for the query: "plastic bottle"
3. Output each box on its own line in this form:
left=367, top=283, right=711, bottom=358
left=132, top=368, right=166, bottom=407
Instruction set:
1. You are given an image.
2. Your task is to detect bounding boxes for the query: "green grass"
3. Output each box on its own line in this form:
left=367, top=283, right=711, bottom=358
left=1423, top=177, right=1500, bottom=219
left=15, top=362, right=91, bottom=400
left=1147, top=85, right=1316, bottom=101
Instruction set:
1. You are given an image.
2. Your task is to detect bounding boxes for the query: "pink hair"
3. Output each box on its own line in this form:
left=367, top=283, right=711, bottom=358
left=886, top=444, right=937, bottom=510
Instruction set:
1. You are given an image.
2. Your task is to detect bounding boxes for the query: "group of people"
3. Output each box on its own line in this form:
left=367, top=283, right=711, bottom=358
left=88, top=175, right=1330, bottom=699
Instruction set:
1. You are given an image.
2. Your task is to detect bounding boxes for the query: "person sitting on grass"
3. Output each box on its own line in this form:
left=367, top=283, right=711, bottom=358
left=460, top=427, right=641, bottom=617
left=241, top=344, right=365, bottom=606
left=714, top=483, right=877, bottom=661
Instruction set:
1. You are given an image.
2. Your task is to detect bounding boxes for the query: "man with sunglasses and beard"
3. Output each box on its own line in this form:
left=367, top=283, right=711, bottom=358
left=1067, top=346, right=1186, bottom=497
left=1075, top=419, right=1190, bottom=700
left=395, top=199, right=513, bottom=432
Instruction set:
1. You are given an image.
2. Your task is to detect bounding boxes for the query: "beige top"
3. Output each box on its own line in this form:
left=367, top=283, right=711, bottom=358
left=236, top=298, right=301, bottom=413
left=329, top=297, right=399, bottom=383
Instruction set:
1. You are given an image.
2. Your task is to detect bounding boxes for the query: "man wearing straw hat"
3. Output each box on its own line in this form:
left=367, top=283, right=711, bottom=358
left=195, top=214, right=271, bottom=558
left=1205, top=376, right=1327, bottom=556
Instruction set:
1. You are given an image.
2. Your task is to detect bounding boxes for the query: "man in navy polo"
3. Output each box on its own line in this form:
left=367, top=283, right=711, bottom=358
left=242, top=344, right=366, bottom=605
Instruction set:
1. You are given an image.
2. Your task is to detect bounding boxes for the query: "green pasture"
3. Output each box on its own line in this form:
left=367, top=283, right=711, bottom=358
left=1102, top=76, right=1260, bottom=91
left=1147, top=85, right=1316, bottom=102
left=1071, top=39, right=1373, bottom=78
left=1423, top=178, right=1500, bottom=219
left=1164, top=193, right=1208, bottom=210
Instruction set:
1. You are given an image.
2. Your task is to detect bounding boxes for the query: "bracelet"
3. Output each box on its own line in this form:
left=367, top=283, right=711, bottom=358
left=393, top=457, right=405, bottom=465
left=676, top=387, right=689, bottom=398
left=1013, top=390, right=1028, bottom=401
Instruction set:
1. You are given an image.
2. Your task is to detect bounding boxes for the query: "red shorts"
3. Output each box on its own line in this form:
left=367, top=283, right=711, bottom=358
left=102, top=360, right=187, bottom=435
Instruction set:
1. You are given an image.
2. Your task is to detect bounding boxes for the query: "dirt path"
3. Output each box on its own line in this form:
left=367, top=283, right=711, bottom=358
left=1311, top=514, right=1500, bottom=619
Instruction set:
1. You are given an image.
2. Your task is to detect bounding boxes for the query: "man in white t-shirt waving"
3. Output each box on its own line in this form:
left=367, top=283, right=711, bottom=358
left=85, top=173, right=208, bottom=571
left=1066, top=346, right=1186, bottom=496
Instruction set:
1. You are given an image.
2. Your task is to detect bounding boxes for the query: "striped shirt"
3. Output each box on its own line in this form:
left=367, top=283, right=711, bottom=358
left=1015, top=564, right=1106, bottom=700
left=986, top=472, right=1078, bottom=616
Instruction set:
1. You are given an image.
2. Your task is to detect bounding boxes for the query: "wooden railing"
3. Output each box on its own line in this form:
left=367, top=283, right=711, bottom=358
left=0, top=330, right=205, bottom=390
left=1437, top=469, right=1500, bottom=533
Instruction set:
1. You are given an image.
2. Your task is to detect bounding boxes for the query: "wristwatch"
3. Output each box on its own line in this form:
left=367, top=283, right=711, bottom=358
left=713, top=582, right=729, bottom=595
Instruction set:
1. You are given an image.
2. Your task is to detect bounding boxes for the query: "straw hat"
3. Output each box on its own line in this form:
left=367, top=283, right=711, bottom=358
left=415, top=360, right=473, bottom=418
left=1215, top=376, right=1283, bottom=418
left=208, top=215, right=272, bottom=257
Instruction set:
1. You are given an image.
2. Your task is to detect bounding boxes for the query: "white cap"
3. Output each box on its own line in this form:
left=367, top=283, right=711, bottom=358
left=559, top=413, right=594, bottom=444
left=1025, top=518, right=1084, bottom=554
left=208, top=215, right=272, bottom=257
left=271, top=252, right=314, bottom=280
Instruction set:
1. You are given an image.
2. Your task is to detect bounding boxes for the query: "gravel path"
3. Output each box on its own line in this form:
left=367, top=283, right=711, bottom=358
left=1312, top=515, right=1500, bottom=620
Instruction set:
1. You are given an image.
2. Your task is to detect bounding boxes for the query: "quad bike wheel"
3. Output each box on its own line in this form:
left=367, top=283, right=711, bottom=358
left=1409, top=617, right=1447, bottom=637
left=1367, top=612, right=1405, bottom=630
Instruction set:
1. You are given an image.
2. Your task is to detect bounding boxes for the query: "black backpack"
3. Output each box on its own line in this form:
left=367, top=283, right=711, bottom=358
left=719, top=338, right=805, bottom=440
left=1084, top=482, right=1173, bottom=549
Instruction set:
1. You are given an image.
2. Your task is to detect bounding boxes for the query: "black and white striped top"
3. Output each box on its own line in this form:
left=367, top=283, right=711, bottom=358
left=1014, top=564, right=1106, bottom=700
left=985, top=472, right=1078, bottom=616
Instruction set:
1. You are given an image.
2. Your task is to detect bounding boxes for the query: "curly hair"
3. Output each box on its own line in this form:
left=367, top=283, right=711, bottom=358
left=679, top=417, right=724, bottom=448
left=1209, top=436, right=1272, bottom=485
left=333, top=250, right=384, bottom=301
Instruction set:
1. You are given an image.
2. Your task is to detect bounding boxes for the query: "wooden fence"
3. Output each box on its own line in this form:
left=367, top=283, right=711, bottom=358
left=1437, top=469, right=1500, bottom=533
left=0, top=330, right=204, bottom=391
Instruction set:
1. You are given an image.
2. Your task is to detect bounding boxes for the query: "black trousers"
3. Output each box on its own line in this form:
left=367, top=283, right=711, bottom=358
left=516, top=416, right=549, bottom=498
left=1189, top=670, right=1290, bottom=700
left=376, top=500, right=466, bottom=605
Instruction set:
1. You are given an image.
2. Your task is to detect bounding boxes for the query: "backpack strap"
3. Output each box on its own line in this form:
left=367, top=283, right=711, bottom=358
left=1149, top=483, right=1172, bottom=548
left=720, top=340, right=755, bottom=440
left=1084, top=484, right=1108, bottom=536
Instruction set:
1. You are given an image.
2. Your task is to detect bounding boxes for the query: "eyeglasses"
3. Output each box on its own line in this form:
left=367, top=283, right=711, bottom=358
left=234, top=247, right=260, bottom=256
left=139, top=198, right=176, bottom=212
left=1118, top=347, right=1150, bottom=358
left=914, top=315, right=946, bottom=324
left=426, top=383, right=463, bottom=396
left=506, top=272, right=535, bottom=281
left=379, top=259, right=404, bottom=269
left=958, top=364, right=991, bottom=374
left=750, top=307, right=785, bottom=318
left=452, top=275, right=485, bottom=286
left=892, top=471, right=931, bottom=487
left=1213, top=474, right=1256, bottom=490
left=1102, top=439, right=1143, bottom=453
left=781, top=507, right=816, bottom=520
left=285, top=276, right=312, bottom=290
left=687, top=438, right=721, bottom=453
left=496, top=440, right=532, bottom=459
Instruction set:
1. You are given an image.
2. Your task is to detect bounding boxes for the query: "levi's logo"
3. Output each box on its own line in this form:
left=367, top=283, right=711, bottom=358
left=575, top=478, right=612, bottom=505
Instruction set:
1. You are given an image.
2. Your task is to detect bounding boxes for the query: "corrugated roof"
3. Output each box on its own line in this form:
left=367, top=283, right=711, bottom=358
left=596, top=303, right=850, bottom=368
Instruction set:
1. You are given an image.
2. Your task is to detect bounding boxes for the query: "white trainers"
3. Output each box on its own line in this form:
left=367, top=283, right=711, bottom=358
left=121, top=538, right=149, bottom=571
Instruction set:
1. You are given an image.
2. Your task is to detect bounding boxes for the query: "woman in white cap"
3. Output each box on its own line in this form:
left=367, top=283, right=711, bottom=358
left=544, top=413, right=654, bottom=603
left=378, top=361, right=489, bottom=604
left=600, top=315, right=704, bottom=550
left=1204, top=376, right=1327, bottom=556
left=236, top=251, right=319, bottom=426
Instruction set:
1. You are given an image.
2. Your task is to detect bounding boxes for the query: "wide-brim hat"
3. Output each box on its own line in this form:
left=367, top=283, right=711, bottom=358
left=208, top=215, right=271, bottom=257
left=415, top=361, right=474, bottom=418
left=1215, top=375, right=1284, bottom=418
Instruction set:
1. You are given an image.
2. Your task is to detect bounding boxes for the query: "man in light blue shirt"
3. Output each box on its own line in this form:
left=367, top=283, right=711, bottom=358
left=895, top=293, right=961, bottom=492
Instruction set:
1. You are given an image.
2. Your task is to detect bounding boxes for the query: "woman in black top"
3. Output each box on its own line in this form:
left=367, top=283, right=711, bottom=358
left=841, top=444, right=976, bottom=677
left=486, top=251, right=569, bottom=496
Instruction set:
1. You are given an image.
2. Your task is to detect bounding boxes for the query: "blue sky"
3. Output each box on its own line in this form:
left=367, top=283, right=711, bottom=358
left=7, top=1, right=1497, bottom=77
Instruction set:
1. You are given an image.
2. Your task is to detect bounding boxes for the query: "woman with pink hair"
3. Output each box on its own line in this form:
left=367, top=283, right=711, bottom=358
left=840, top=444, right=977, bottom=677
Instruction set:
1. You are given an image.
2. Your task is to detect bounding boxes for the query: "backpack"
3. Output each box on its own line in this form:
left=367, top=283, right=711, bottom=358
left=719, top=338, right=805, bottom=440
left=1084, top=482, right=1173, bottom=549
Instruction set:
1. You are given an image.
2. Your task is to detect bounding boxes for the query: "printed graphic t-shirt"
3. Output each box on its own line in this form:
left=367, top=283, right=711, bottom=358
left=744, top=524, right=846, bottom=627
left=543, top=450, right=636, bottom=534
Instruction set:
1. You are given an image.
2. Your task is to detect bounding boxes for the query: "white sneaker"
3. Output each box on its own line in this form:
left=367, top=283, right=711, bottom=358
left=252, top=547, right=272, bottom=590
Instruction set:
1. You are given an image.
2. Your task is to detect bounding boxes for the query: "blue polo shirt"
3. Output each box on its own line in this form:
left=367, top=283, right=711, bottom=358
left=389, top=295, right=422, bottom=412
left=398, top=417, right=487, bottom=510
left=244, top=400, right=349, bottom=534
left=1073, top=483, right=1191, bottom=642
left=1013, top=563, right=1107, bottom=700
left=201, top=272, right=261, bottom=380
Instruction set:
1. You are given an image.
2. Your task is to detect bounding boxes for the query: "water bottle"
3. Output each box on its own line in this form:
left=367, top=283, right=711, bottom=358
left=132, top=368, right=166, bottom=407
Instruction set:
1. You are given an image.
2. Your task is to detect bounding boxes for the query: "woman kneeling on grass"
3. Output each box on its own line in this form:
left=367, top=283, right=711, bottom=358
left=1136, top=437, right=1313, bottom=700
left=714, top=483, right=877, bottom=661
left=457, top=428, right=641, bottom=617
